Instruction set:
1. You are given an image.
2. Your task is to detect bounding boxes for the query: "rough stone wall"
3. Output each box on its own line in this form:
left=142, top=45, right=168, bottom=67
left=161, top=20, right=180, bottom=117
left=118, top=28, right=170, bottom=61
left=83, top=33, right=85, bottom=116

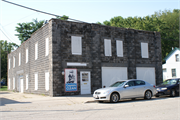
left=7, top=22, right=53, bottom=96
left=51, top=19, right=162, bottom=96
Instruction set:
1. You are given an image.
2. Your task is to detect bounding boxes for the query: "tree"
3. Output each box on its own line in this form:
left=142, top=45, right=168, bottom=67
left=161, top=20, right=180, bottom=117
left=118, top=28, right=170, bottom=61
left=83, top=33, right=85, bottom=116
left=15, top=19, right=45, bottom=43
left=0, top=40, right=19, bottom=82
left=56, top=15, right=69, bottom=20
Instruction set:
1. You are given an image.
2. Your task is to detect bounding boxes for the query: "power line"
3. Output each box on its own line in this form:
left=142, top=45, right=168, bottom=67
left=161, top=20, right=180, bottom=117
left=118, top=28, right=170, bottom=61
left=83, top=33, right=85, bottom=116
left=2, top=0, right=88, bottom=23
left=0, top=28, right=13, bottom=43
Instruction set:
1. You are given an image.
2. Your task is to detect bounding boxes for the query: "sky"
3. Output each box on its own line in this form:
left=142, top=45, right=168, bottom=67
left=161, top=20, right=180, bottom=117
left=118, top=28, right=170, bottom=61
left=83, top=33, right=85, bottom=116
left=0, top=0, right=179, bottom=45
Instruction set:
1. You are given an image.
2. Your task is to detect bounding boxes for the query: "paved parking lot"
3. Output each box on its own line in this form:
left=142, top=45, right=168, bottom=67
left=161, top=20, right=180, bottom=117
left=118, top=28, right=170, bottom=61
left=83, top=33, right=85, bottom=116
left=0, top=91, right=180, bottom=120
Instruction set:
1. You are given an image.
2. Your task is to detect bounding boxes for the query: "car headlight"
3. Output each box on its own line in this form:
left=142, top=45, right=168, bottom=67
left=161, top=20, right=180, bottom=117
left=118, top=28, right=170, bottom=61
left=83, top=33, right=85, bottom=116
left=103, top=90, right=111, bottom=94
left=161, top=88, right=167, bottom=90
left=156, top=88, right=160, bottom=91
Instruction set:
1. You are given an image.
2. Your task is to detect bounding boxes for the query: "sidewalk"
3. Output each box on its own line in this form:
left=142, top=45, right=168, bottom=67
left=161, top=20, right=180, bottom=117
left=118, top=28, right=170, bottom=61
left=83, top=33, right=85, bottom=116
left=0, top=91, right=95, bottom=105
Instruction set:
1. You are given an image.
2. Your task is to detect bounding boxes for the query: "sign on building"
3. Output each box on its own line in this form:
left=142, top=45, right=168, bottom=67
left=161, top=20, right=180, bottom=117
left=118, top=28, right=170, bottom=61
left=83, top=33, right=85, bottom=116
left=64, top=69, right=78, bottom=92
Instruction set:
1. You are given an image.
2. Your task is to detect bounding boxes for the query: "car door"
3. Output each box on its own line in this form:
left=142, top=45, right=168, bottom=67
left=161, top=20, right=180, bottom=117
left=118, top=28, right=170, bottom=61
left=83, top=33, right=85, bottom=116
left=121, top=81, right=136, bottom=98
left=134, top=80, right=146, bottom=97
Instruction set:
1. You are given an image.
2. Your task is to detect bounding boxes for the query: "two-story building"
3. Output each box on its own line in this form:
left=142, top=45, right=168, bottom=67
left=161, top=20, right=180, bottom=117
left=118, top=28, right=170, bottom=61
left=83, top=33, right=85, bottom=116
left=8, top=19, right=162, bottom=96
left=162, top=47, right=180, bottom=80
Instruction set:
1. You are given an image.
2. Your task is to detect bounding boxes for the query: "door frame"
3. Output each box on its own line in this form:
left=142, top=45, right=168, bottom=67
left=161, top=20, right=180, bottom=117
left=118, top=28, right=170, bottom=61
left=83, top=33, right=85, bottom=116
left=80, top=71, right=91, bottom=94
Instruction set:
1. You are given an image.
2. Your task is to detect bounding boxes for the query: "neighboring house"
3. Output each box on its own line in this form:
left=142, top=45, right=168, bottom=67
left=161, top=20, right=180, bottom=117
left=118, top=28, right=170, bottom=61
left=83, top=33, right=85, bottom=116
left=162, top=47, right=180, bottom=80
left=8, top=19, right=162, bottom=96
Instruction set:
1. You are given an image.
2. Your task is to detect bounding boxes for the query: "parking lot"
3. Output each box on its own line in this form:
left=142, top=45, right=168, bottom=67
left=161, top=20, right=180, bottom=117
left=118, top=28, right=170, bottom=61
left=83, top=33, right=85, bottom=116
left=0, top=91, right=180, bottom=120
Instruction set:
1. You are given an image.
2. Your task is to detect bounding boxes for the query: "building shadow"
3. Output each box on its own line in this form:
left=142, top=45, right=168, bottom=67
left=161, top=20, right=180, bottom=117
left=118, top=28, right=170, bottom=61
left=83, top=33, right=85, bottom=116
left=0, top=98, right=31, bottom=106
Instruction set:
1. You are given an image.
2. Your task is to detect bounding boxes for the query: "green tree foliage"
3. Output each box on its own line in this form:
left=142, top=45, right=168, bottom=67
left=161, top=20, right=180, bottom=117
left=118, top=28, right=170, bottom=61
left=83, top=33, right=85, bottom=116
left=98, top=9, right=179, bottom=61
left=56, top=15, right=69, bottom=20
left=0, top=40, right=19, bottom=81
left=15, top=19, right=45, bottom=43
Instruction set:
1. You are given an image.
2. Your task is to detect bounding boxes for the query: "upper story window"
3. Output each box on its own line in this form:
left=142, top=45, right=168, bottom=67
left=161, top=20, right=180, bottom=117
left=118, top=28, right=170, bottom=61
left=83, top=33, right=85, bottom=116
left=9, top=58, right=10, bottom=69
left=116, top=40, right=123, bottom=57
left=45, top=38, right=49, bottom=56
left=26, top=48, right=28, bottom=63
left=19, top=52, right=21, bottom=66
left=35, top=42, right=38, bottom=60
left=13, top=56, right=15, bottom=68
left=104, top=39, right=112, bottom=56
left=175, top=54, right=179, bottom=62
left=71, top=36, right=82, bottom=55
left=141, top=42, right=149, bottom=58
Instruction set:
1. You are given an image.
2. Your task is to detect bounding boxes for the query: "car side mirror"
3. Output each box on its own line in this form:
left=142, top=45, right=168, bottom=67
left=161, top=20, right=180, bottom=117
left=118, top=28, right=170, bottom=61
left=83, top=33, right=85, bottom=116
left=124, top=85, right=129, bottom=88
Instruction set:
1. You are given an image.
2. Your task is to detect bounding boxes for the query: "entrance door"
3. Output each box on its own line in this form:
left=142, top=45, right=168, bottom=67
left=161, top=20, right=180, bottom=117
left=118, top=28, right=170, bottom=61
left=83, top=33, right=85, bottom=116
left=20, top=78, right=23, bottom=93
left=80, top=71, right=91, bottom=94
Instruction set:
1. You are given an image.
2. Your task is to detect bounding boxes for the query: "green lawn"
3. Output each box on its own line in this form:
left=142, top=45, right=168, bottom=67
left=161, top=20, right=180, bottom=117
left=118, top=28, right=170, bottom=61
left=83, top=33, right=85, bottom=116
left=0, top=86, right=7, bottom=91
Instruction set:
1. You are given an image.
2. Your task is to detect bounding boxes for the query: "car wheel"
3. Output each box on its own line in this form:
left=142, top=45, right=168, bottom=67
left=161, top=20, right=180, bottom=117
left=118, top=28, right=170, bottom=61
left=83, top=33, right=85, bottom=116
left=110, top=93, right=119, bottom=103
left=170, top=89, right=176, bottom=97
left=144, top=90, right=152, bottom=100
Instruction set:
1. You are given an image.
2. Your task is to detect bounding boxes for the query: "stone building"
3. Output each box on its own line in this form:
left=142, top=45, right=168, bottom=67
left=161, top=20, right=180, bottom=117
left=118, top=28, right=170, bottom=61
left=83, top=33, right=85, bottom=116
left=8, top=18, right=162, bottom=96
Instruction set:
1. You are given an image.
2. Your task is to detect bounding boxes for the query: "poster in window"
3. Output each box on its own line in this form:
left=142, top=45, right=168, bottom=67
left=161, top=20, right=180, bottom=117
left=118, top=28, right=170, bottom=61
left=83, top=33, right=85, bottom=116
left=65, top=69, right=77, bottom=92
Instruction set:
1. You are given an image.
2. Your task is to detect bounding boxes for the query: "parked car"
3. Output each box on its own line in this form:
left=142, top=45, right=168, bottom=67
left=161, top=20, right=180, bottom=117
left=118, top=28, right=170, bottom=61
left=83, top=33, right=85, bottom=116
left=1, top=79, right=6, bottom=88
left=93, top=79, right=156, bottom=103
left=155, top=78, right=180, bottom=97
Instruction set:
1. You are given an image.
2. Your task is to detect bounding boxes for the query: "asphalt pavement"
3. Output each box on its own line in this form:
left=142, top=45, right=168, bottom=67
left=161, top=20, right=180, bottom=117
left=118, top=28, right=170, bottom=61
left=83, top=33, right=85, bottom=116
left=0, top=91, right=180, bottom=120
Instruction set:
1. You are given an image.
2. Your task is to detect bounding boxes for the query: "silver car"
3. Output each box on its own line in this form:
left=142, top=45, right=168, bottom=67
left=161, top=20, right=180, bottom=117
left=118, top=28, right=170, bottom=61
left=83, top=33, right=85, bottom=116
left=93, top=79, right=157, bottom=103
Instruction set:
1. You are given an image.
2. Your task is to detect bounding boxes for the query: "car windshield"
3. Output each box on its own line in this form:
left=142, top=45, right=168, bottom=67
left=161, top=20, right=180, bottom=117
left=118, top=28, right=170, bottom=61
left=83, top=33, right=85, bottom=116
left=109, top=81, right=126, bottom=87
left=161, top=79, right=177, bottom=85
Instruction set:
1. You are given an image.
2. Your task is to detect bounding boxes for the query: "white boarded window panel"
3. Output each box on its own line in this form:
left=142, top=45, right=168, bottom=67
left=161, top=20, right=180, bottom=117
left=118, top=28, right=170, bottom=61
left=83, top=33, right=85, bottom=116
left=9, top=59, right=10, bottom=69
left=19, top=52, right=21, bottom=66
left=116, top=40, right=123, bottom=57
left=13, top=56, right=15, bottom=68
left=45, top=72, right=49, bottom=91
left=13, top=77, right=15, bottom=89
left=104, top=39, right=112, bottom=56
left=9, top=78, right=10, bottom=89
left=71, top=36, right=82, bottom=55
left=35, top=73, right=38, bottom=90
left=45, top=38, right=49, bottom=56
left=26, top=74, right=28, bottom=90
left=26, top=48, right=28, bottom=63
left=141, top=43, right=149, bottom=58
left=35, top=43, right=38, bottom=60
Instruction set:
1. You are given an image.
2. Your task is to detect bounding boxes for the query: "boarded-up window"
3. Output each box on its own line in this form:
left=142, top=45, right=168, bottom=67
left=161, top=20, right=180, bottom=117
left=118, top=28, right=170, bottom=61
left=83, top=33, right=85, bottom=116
left=104, top=39, right=112, bottom=56
left=26, top=48, right=28, bottom=63
left=8, top=78, right=10, bottom=89
left=19, top=52, right=21, bottom=66
left=71, top=36, right=82, bottom=55
left=9, top=59, right=10, bottom=69
left=45, top=72, right=49, bottom=91
left=141, top=43, right=149, bottom=58
left=13, top=77, right=15, bottom=89
left=116, top=40, right=123, bottom=57
left=35, top=43, right=38, bottom=60
left=35, top=73, right=38, bottom=90
left=13, top=56, right=15, bottom=68
left=26, top=74, right=28, bottom=90
left=45, top=38, right=49, bottom=56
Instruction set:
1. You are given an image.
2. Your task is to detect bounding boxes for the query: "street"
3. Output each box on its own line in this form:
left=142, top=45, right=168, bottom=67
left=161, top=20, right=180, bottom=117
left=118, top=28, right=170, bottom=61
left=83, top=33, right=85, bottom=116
left=0, top=91, right=180, bottom=120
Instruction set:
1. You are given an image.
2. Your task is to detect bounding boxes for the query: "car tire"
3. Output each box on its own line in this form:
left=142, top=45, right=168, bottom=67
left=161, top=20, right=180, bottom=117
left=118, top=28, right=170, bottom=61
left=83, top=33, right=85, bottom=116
left=144, top=90, right=152, bottom=100
left=110, top=93, right=119, bottom=103
left=170, top=89, right=176, bottom=97
left=98, top=101, right=103, bottom=103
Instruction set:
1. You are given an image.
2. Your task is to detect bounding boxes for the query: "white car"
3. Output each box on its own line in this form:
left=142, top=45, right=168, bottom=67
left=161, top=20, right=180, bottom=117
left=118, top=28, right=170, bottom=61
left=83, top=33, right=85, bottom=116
left=93, top=79, right=156, bottom=103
